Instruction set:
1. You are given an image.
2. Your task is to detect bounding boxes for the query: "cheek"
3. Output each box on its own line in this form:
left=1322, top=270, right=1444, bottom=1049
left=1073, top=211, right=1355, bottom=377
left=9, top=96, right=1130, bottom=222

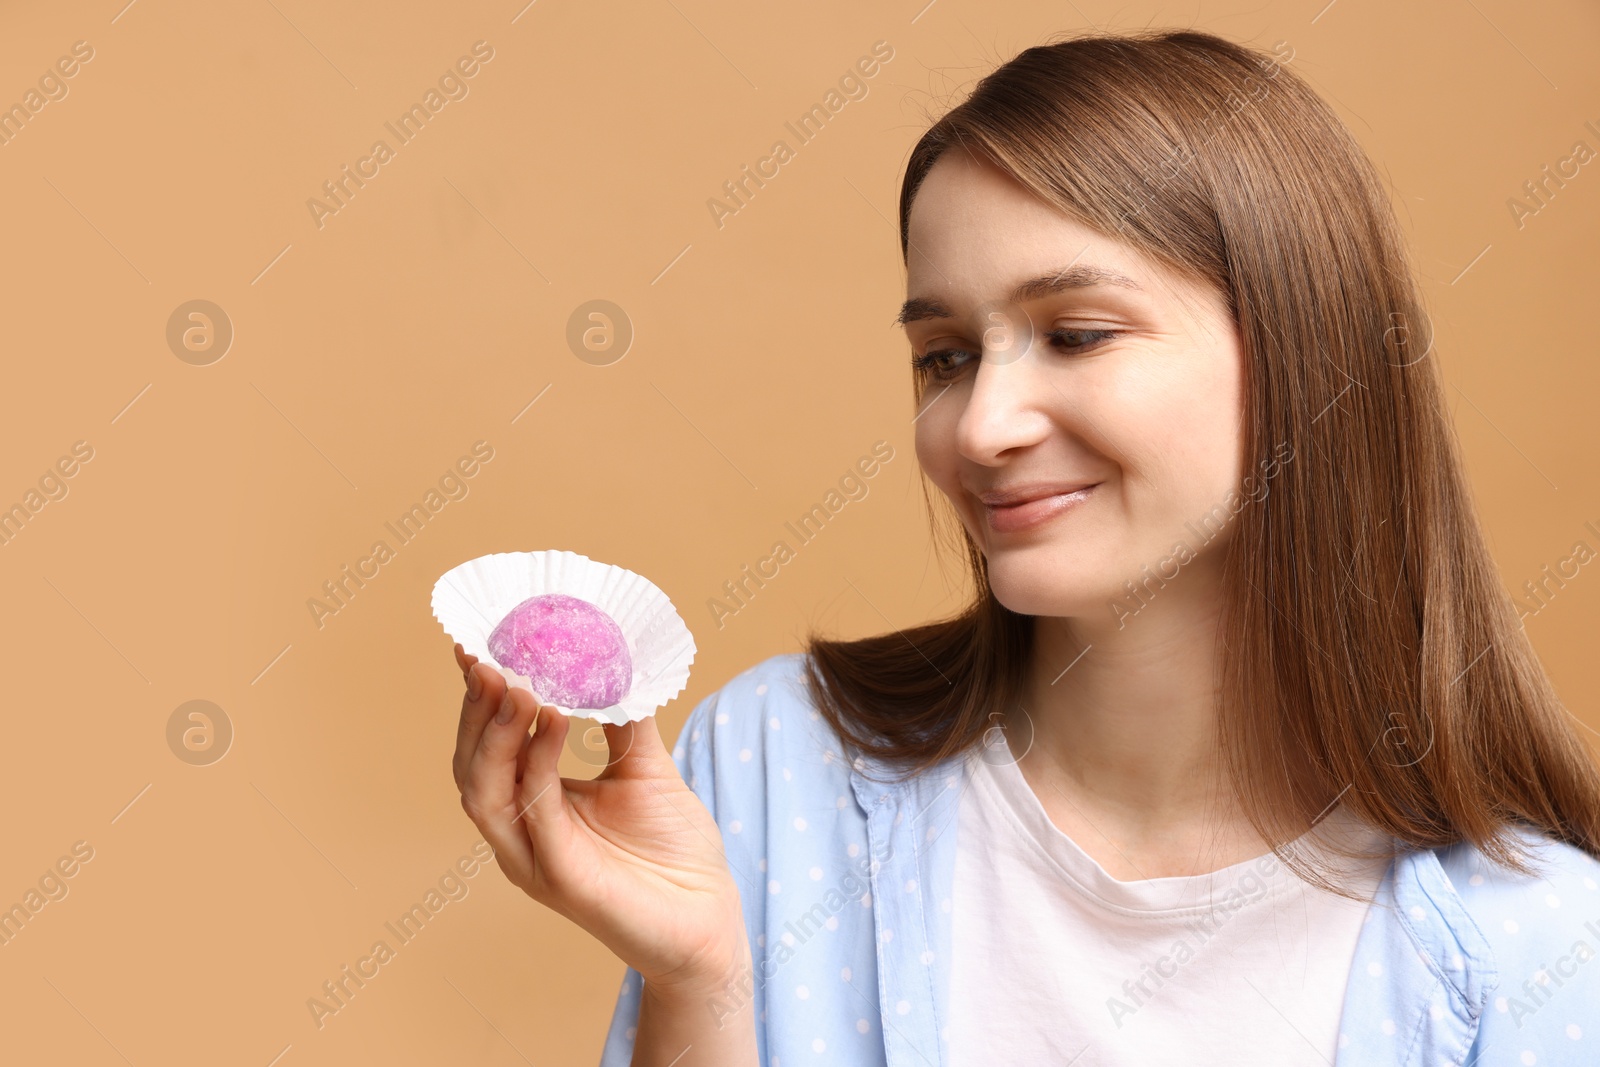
left=912, top=401, right=954, bottom=483
left=913, top=399, right=981, bottom=520
left=1152, top=402, right=1238, bottom=488
left=1184, top=356, right=1246, bottom=496
left=1102, top=355, right=1244, bottom=514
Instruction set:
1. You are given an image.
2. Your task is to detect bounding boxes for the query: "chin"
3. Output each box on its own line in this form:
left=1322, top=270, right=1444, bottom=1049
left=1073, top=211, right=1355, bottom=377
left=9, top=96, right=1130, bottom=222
left=984, top=559, right=1112, bottom=620
left=975, top=522, right=1119, bottom=613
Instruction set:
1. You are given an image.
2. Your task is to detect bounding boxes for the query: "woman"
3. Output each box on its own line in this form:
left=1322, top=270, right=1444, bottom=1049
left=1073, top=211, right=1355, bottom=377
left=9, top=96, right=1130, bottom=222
left=451, top=28, right=1600, bottom=1066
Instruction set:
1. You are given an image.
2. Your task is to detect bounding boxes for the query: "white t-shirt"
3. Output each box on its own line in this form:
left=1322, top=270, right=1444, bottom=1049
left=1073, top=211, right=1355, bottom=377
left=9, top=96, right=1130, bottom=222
left=947, top=748, right=1392, bottom=1065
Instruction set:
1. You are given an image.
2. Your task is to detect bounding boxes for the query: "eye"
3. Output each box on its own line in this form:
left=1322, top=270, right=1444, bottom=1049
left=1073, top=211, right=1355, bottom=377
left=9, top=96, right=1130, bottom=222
left=1042, top=327, right=1117, bottom=352
left=908, top=347, right=971, bottom=381
left=910, top=328, right=1117, bottom=382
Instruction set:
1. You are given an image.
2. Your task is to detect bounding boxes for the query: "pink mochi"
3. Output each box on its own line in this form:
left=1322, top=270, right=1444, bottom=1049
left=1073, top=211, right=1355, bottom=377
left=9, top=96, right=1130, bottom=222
left=487, top=593, right=633, bottom=709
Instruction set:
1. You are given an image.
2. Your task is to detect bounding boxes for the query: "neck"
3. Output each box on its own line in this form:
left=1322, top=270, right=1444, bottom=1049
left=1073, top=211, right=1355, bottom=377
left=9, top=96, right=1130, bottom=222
left=1007, top=562, right=1266, bottom=873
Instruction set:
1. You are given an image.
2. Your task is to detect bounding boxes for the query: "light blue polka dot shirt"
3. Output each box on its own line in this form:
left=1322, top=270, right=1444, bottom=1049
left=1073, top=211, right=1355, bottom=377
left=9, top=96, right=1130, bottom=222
left=601, top=652, right=1600, bottom=1065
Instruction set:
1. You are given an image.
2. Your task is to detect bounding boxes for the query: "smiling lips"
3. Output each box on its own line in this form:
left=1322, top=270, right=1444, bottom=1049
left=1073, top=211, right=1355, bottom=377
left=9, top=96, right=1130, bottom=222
left=979, top=481, right=1099, bottom=533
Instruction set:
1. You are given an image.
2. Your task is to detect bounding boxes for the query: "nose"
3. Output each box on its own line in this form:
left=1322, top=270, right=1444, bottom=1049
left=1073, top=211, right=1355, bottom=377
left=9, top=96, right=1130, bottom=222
left=953, top=335, right=1052, bottom=464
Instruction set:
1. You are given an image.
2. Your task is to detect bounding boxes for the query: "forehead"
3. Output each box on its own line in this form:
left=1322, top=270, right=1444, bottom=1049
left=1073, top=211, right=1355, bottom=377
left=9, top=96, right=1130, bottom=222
left=903, top=148, right=1164, bottom=305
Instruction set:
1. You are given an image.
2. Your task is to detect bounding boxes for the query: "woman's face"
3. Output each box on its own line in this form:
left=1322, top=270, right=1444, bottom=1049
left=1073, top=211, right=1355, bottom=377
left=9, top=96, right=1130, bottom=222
left=905, top=148, right=1247, bottom=623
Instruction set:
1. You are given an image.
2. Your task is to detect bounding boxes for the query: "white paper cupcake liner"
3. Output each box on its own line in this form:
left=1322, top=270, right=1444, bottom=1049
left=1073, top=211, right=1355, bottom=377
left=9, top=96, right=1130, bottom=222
left=431, top=550, right=696, bottom=725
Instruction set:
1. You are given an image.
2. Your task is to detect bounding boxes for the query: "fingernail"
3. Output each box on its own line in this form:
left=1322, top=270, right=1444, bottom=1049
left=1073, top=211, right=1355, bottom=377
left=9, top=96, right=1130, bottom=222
left=466, top=665, right=482, bottom=701
left=496, top=691, right=517, bottom=724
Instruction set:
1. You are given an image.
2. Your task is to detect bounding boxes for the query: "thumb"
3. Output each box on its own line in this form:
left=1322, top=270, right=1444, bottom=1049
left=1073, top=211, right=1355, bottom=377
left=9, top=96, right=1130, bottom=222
left=596, top=713, right=675, bottom=781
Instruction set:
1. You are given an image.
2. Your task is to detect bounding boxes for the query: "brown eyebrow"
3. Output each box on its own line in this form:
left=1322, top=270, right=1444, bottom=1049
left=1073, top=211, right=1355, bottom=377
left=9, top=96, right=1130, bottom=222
left=895, top=264, right=1144, bottom=326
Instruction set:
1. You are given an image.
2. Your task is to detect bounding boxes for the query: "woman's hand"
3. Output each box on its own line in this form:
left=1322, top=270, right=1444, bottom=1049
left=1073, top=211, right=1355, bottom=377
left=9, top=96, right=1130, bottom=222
left=450, top=643, right=750, bottom=1001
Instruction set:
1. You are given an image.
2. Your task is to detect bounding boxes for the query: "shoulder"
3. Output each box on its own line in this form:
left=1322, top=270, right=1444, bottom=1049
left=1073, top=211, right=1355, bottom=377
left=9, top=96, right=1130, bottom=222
left=1439, top=826, right=1600, bottom=937
left=668, top=652, right=858, bottom=823
left=1437, top=827, right=1600, bottom=1030
left=670, top=651, right=833, bottom=766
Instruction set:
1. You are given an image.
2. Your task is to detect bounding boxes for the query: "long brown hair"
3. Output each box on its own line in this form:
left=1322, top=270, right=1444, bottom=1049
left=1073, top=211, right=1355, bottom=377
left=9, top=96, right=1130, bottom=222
left=801, top=28, right=1600, bottom=885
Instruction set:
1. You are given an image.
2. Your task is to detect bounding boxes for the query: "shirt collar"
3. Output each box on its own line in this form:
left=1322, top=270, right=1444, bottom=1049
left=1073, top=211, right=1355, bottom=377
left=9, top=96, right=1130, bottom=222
left=1333, top=842, right=1498, bottom=1065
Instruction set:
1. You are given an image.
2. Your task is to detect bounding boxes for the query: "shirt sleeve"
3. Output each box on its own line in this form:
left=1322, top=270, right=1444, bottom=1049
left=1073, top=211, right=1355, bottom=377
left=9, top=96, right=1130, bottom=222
left=597, top=688, right=721, bottom=1067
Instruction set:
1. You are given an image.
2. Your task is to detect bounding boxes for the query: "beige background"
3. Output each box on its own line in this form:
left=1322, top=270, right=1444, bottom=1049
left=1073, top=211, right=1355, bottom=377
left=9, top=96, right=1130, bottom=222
left=0, top=0, right=1596, bottom=1063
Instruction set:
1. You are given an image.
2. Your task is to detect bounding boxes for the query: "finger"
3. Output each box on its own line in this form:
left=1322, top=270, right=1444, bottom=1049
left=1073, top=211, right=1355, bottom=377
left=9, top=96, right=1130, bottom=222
left=457, top=689, right=543, bottom=883
left=453, top=663, right=506, bottom=789
left=463, top=684, right=541, bottom=821
left=514, top=727, right=537, bottom=784
left=458, top=783, right=535, bottom=889
left=515, top=706, right=573, bottom=850
left=452, top=642, right=479, bottom=677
